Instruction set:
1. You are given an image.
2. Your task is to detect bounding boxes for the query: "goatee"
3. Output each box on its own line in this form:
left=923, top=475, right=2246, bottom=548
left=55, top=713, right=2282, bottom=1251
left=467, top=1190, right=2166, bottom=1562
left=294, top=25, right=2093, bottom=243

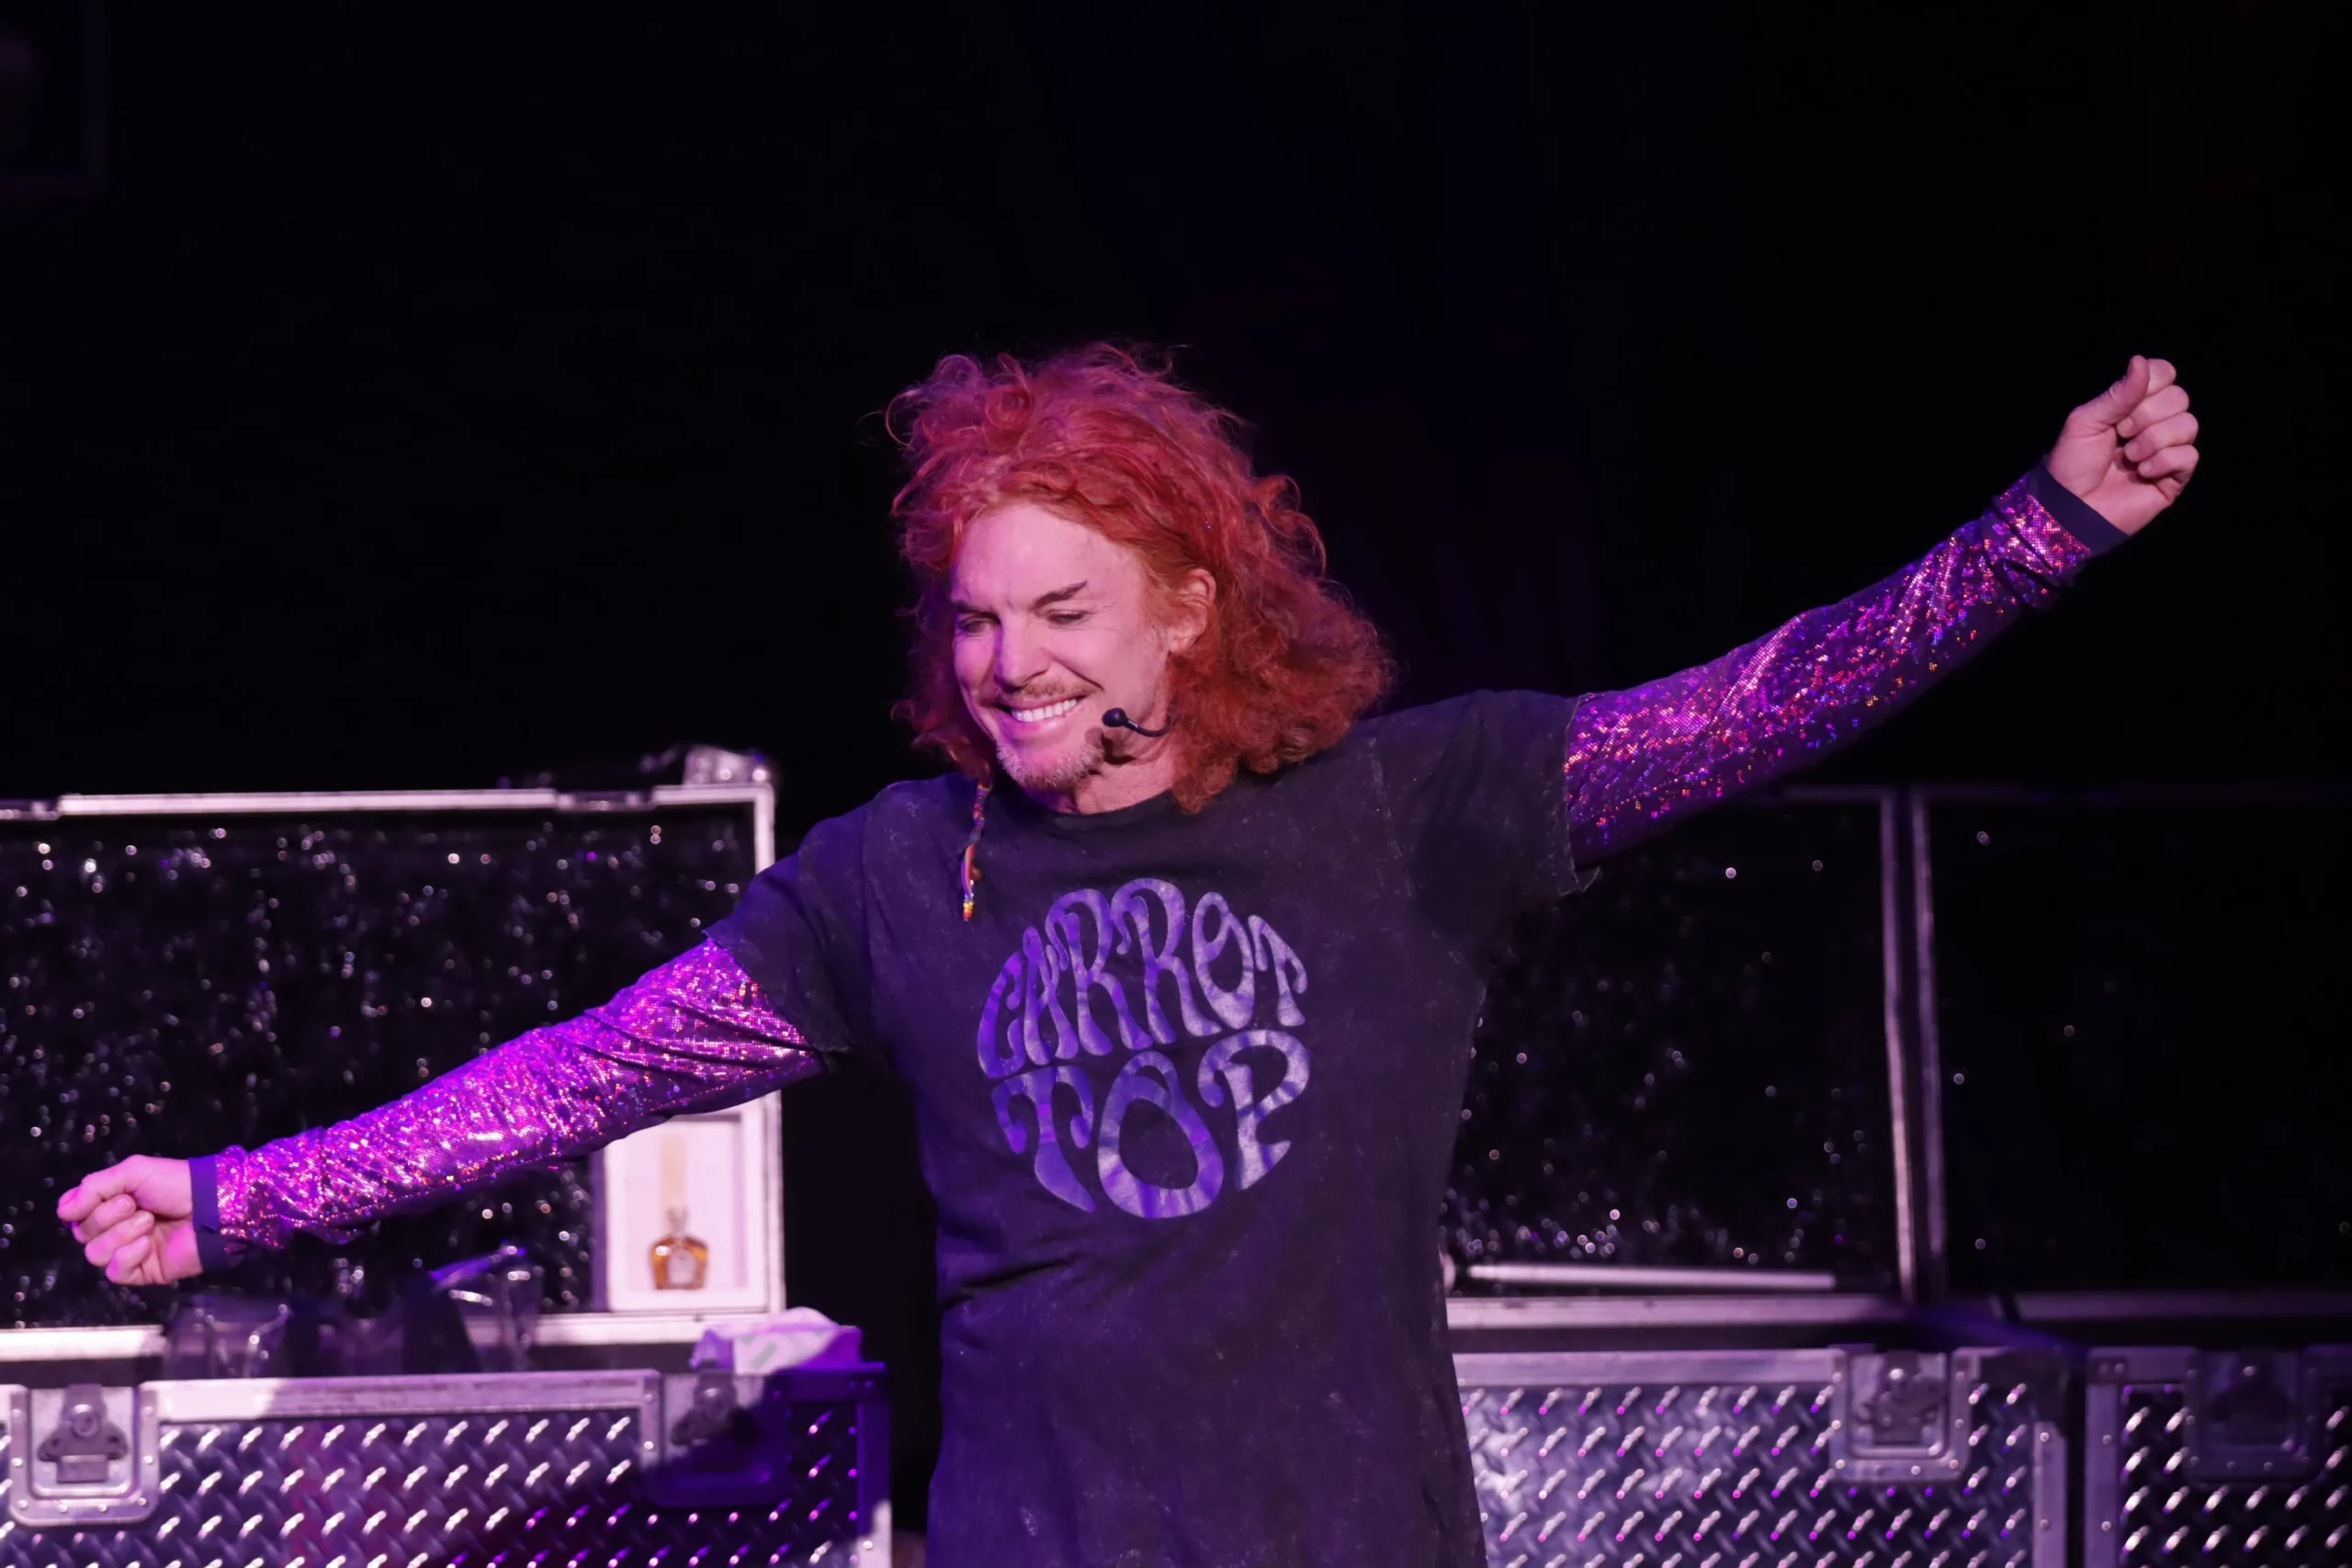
left=998, top=733, right=1105, bottom=795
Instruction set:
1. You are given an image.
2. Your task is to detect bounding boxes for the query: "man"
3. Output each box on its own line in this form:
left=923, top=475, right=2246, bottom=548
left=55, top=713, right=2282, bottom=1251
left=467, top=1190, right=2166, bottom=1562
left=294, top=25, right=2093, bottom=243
left=63, top=344, right=2198, bottom=1567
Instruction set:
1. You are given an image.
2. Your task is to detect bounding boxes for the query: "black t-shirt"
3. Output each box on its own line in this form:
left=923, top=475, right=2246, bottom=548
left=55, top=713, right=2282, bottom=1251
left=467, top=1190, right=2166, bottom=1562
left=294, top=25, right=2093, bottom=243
left=710, top=691, right=1587, bottom=1568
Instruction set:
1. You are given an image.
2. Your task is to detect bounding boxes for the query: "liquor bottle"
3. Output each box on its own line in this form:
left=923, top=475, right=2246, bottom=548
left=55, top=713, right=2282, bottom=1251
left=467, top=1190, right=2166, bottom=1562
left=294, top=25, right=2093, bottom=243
left=650, top=1210, right=708, bottom=1291
left=649, top=1135, right=709, bottom=1291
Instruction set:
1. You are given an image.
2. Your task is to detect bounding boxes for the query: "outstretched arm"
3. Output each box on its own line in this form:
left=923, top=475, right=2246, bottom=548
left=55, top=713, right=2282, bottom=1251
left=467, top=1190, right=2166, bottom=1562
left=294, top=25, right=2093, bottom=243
left=60, top=940, right=824, bottom=1284
left=1566, top=355, right=2199, bottom=863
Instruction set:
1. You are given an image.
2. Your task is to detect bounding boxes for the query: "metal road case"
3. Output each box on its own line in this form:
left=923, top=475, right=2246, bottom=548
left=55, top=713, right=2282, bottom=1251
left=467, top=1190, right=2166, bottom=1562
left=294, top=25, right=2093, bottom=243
left=0, top=763, right=899, bottom=1562
left=1457, top=1348, right=2067, bottom=1568
left=2083, top=1345, right=2352, bottom=1568
left=1451, top=790, right=1916, bottom=1304
left=0, top=763, right=785, bottom=1353
left=0, top=1364, right=889, bottom=1566
left=1448, top=786, right=2352, bottom=1342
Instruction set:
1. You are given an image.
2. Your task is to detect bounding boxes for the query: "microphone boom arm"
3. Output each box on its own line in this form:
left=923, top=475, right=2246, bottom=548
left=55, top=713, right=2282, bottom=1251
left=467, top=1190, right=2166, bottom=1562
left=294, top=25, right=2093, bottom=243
left=1101, top=707, right=1172, bottom=739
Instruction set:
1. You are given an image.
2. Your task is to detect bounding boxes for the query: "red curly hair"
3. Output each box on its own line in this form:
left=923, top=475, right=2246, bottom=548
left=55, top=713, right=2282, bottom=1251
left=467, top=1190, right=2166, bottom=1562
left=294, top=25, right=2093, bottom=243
left=888, top=344, right=1393, bottom=812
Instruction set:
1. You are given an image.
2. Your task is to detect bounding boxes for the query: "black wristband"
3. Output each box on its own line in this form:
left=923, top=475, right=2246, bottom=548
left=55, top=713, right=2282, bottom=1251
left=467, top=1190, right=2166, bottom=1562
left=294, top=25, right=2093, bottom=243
left=187, top=1153, right=237, bottom=1273
left=2030, top=462, right=2131, bottom=556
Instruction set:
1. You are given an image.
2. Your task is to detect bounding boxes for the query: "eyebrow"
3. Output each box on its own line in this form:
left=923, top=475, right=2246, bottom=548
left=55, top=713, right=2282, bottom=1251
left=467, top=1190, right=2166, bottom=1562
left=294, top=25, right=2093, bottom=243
left=950, top=581, right=1090, bottom=616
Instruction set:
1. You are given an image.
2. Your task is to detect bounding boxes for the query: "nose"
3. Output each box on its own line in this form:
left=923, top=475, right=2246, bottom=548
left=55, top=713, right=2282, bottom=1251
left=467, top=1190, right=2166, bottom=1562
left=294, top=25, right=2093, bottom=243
left=993, top=618, right=1051, bottom=692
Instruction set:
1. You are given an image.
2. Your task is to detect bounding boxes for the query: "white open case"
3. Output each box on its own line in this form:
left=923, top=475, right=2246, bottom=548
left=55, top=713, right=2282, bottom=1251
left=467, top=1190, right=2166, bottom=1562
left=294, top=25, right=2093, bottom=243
left=0, top=756, right=787, bottom=1367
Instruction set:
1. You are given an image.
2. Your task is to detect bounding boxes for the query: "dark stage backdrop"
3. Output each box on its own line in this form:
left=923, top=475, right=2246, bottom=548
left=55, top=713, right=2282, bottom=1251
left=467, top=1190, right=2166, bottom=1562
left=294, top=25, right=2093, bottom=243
left=2, top=2, right=2344, bottom=1531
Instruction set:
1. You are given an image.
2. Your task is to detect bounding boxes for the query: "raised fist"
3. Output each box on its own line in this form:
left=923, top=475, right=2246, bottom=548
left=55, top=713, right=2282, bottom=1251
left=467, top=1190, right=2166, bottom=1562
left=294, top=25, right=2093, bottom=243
left=2047, top=355, right=2200, bottom=536
left=58, top=1156, right=205, bottom=1287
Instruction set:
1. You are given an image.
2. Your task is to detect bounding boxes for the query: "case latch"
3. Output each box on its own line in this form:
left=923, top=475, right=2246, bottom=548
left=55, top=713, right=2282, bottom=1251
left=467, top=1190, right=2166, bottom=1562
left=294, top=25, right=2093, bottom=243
left=2186, top=1349, right=2319, bottom=1479
left=670, top=1369, right=759, bottom=1449
left=36, top=1383, right=127, bottom=1482
left=1835, top=1350, right=1967, bottom=1479
left=5, top=1383, right=162, bottom=1529
left=648, top=1371, right=783, bottom=1507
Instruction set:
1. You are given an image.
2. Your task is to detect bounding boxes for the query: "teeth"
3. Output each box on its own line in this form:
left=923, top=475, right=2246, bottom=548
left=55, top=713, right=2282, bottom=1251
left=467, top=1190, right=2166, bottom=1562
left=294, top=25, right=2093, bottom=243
left=1009, top=697, right=1082, bottom=725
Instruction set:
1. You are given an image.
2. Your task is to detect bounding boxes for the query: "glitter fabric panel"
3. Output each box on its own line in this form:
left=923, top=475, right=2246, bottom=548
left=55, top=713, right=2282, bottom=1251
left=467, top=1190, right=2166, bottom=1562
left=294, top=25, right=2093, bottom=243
left=1452, top=795, right=1896, bottom=1283
left=213, top=940, right=819, bottom=1253
left=1566, top=471, right=2098, bottom=862
left=4, top=807, right=755, bottom=1325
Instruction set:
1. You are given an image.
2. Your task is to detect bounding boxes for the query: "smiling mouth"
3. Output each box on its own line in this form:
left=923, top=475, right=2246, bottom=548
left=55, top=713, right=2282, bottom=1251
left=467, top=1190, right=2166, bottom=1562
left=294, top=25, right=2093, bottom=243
left=1001, top=696, right=1085, bottom=727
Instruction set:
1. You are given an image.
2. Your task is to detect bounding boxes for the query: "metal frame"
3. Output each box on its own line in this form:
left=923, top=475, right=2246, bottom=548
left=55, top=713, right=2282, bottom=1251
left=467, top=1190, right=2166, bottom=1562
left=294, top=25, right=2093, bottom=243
left=1875, top=789, right=1919, bottom=1306
left=1907, top=790, right=1951, bottom=1302
left=1447, top=1293, right=1906, bottom=1332
left=1769, top=787, right=1918, bottom=1309
left=0, top=779, right=786, bottom=1355
left=1464, top=1262, right=1837, bottom=1292
left=17, top=783, right=777, bottom=873
left=1458, top=1344, right=1841, bottom=1389
left=2000, top=1289, right=2352, bottom=1323
left=1447, top=786, right=1917, bottom=1324
left=596, top=1095, right=786, bottom=1316
left=2080, top=1348, right=2150, bottom=1568
left=2033, top=1400, right=2070, bottom=1568
left=1449, top=1288, right=2352, bottom=1335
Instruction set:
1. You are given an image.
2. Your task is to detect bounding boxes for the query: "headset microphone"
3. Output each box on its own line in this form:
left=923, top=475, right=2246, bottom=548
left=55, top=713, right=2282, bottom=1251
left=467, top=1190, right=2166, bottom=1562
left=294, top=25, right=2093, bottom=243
left=1101, top=707, right=1172, bottom=739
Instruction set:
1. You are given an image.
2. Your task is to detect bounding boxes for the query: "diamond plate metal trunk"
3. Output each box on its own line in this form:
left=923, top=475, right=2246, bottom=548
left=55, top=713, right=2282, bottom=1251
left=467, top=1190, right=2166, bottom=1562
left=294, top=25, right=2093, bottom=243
left=1456, top=1348, right=2065, bottom=1568
left=0, top=1366, right=888, bottom=1567
left=2084, top=1345, right=2352, bottom=1568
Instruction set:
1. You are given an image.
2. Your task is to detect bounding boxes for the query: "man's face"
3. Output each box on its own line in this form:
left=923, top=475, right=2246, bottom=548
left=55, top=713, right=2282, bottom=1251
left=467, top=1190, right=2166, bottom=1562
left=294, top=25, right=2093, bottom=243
left=950, top=502, right=1185, bottom=802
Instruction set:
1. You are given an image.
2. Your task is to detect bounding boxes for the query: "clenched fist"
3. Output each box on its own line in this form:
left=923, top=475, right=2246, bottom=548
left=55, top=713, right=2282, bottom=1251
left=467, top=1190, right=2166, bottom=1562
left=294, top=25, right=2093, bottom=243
left=57, top=1156, right=206, bottom=1287
left=2048, top=355, right=2200, bottom=536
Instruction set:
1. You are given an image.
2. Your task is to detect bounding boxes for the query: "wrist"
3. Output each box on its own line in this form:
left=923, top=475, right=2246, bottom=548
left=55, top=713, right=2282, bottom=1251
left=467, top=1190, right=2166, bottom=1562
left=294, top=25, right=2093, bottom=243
left=2029, top=461, right=2131, bottom=556
left=188, top=1150, right=251, bottom=1271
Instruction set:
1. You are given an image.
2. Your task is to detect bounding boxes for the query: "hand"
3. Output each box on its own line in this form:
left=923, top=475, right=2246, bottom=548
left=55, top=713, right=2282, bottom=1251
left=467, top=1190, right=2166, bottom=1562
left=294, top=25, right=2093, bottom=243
left=58, top=1156, right=206, bottom=1287
left=2046, top=355, right=2200, bottom=536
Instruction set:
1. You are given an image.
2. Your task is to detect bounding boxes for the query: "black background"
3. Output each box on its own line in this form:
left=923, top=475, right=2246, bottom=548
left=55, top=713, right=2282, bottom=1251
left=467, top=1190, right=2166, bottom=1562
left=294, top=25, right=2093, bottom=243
left=4, top=3, right=2345, bottom=1531
left=1926, top=793, right=2352, bottom=1296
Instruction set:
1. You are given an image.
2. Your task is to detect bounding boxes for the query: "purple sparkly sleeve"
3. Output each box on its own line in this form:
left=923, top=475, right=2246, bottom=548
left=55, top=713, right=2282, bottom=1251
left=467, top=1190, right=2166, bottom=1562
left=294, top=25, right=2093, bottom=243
left=1566, top=468, right=2120, bottom=862
left=202, top=940, right=822, bottom=1258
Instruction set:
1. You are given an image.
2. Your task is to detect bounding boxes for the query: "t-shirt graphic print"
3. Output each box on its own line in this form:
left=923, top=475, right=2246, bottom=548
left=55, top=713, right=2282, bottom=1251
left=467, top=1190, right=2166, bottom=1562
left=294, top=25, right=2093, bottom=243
left=976, top=876, right=1313, bottom=1220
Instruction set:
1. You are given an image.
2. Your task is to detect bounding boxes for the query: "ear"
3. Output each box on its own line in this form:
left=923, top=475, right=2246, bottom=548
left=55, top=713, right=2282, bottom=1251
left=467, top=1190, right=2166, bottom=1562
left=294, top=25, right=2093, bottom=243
left=1161, top=569, right=1217, bottom=656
